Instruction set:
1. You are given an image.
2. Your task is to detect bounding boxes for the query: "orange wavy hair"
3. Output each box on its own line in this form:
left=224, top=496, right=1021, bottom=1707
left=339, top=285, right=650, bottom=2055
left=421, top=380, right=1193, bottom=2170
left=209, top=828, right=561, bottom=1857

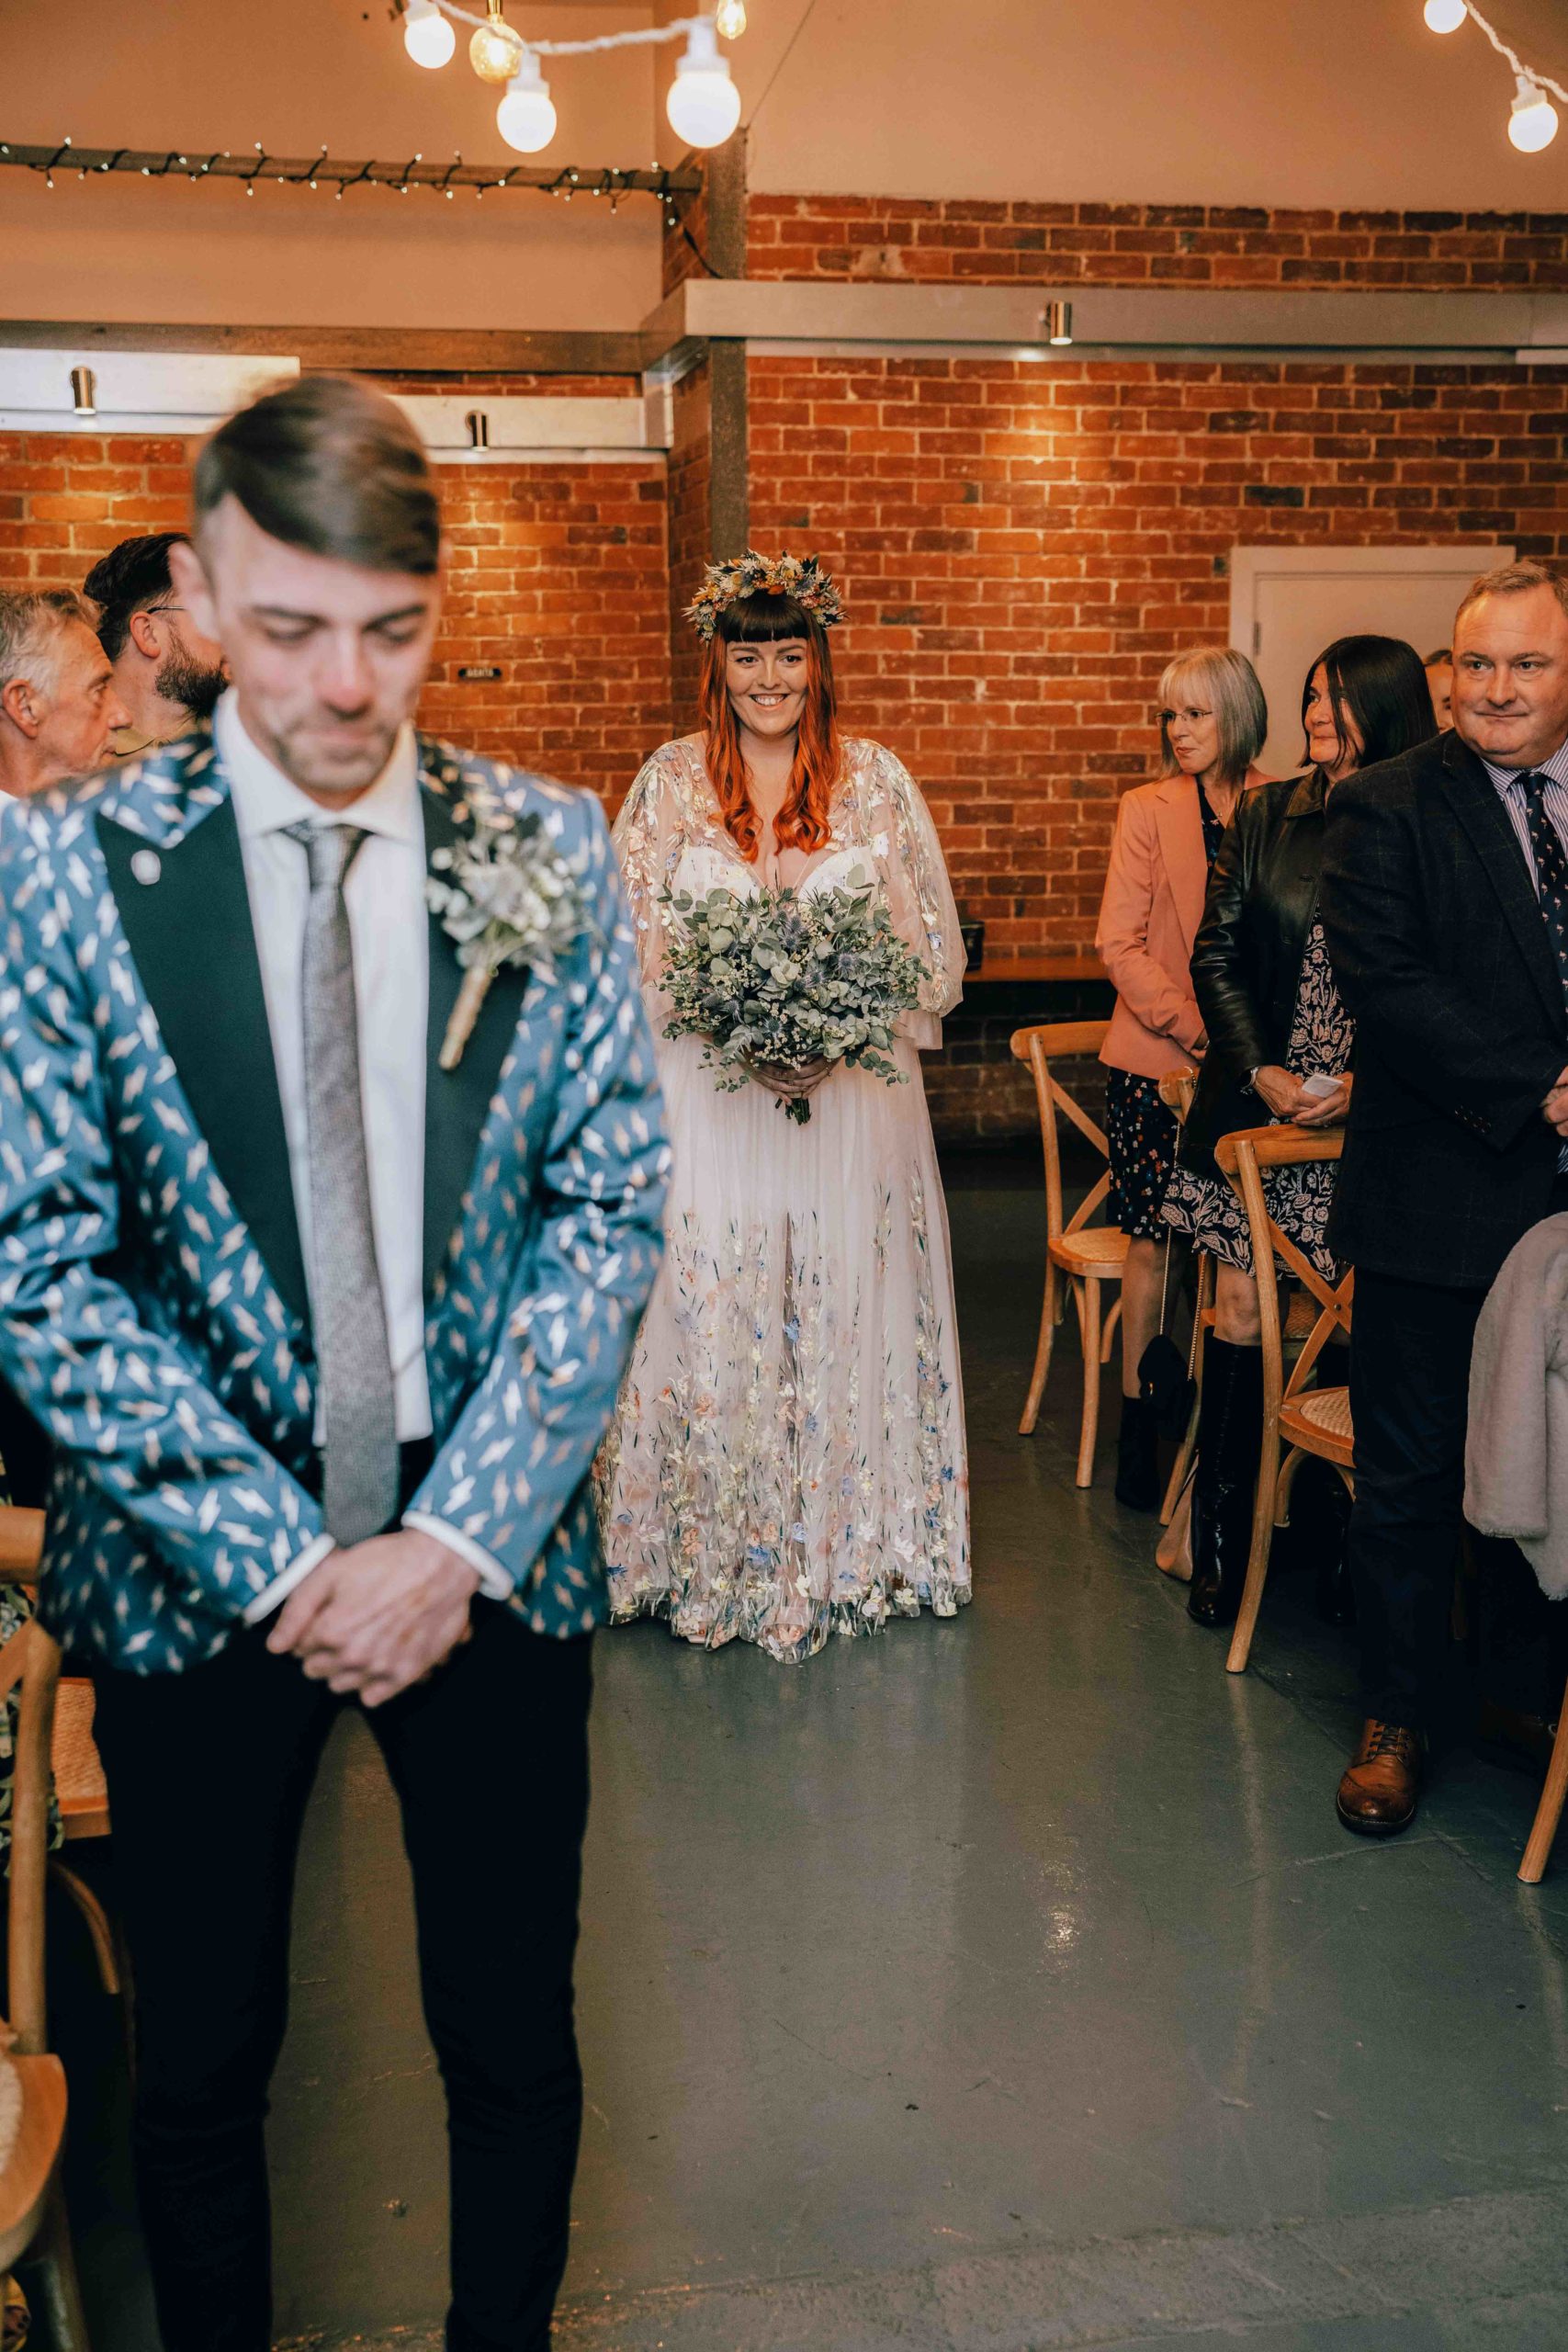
left=698, top=593, right=841, bottom=863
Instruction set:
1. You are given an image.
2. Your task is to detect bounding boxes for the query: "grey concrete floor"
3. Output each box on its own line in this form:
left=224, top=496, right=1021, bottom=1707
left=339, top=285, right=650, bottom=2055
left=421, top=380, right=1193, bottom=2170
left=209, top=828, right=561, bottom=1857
left=58, top=1150, right=1568, bottom=2350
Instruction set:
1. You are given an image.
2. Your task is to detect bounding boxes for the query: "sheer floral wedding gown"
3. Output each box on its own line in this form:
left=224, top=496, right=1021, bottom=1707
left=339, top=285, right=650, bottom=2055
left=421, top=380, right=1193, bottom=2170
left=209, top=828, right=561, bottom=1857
left=595, top=734, right=971, bottom=1663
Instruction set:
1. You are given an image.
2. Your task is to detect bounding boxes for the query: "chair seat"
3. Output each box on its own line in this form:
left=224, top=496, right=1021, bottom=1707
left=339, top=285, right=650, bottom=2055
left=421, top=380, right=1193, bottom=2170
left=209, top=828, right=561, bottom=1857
left=52, top=1679, right=109, bottom=1841
left=1281, top=1384, right=1354, bottom=1464
left=0, top=2052, right=66, bottom=2275
left=1049, top=1226, right=1130, bottom=1278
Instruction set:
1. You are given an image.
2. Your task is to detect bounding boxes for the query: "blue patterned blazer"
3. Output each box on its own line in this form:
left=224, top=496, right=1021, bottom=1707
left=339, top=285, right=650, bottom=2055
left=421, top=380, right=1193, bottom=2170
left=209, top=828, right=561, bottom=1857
left=0, top=729, right=669, bottom=1671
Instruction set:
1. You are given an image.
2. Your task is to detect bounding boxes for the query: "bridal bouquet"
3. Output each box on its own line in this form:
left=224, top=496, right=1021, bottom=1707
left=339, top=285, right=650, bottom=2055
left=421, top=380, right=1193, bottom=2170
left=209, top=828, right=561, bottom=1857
left=659, top=868, right=929, bottom=1124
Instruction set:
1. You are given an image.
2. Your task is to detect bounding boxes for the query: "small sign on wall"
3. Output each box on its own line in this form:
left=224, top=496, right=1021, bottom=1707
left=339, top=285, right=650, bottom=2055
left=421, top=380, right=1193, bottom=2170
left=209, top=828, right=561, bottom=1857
left=457, top=665, right=503, bottom=682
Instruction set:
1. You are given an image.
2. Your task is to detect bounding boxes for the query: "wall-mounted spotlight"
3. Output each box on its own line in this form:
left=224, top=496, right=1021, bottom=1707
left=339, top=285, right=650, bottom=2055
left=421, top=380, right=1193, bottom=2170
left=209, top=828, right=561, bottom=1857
left=70, top=366, right=96, bottom=415
left=1042, top=301, right=1073, bottom=347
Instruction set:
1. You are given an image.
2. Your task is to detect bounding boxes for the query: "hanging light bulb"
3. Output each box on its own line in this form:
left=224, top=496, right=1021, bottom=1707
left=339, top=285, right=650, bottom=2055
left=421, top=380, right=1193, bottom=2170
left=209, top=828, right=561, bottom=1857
left=666, top=18, right=742, bottom=149
left=403, top=0, right=456, bottom=69
left=496, top=50, right=558, bottom=153
left=1422, top=0, right=1467, bottom=32
left=1509, top=74, right=1559, bottom=152
left=469, top=0, right=524, bottom=85
left=716, top=0, right=748, bottom=37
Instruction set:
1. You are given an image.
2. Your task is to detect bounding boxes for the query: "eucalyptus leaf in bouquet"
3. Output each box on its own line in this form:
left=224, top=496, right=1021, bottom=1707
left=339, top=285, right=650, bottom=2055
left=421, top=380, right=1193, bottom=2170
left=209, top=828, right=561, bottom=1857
left=659, top=870, right=930, bottom=1124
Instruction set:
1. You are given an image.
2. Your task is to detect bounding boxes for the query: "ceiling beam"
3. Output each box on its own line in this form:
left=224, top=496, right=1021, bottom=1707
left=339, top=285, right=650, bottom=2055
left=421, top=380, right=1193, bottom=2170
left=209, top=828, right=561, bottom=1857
left=0, top=322, right=647, bottom=376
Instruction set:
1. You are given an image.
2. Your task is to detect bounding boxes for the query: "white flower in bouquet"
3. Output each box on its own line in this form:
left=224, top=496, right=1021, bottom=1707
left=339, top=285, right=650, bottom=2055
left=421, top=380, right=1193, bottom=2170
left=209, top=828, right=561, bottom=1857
left=660, top=870, right=930, bottom=1125
left=426, top=813, right=587, bottom=1069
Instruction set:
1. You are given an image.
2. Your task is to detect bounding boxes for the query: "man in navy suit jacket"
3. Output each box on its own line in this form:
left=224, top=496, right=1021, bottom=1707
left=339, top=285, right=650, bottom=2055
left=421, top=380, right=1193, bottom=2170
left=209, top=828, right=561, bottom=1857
left=1323, top=560, right=1568, bottom=1841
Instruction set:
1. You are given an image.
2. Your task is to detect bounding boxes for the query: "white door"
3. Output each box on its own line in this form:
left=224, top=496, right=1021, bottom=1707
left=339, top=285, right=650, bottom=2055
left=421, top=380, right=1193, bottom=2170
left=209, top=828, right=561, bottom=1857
left=1230, top=545, right=1512, bottom=776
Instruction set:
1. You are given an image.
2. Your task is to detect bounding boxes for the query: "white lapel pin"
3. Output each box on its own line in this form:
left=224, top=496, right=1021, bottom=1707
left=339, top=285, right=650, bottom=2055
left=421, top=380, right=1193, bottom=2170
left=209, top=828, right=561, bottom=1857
left=130, top=849, right=162, bottom=887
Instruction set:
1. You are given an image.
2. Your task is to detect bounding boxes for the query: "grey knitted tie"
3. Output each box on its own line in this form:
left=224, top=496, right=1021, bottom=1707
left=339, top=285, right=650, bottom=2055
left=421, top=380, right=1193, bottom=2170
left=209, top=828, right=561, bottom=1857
left=288, top=821, right=400, bottom=1545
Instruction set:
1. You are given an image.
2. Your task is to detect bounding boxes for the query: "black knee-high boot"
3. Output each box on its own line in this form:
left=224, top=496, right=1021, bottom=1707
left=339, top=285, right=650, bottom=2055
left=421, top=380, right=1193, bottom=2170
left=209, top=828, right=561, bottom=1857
left=1188, top=1337, right=1264, bottom=1629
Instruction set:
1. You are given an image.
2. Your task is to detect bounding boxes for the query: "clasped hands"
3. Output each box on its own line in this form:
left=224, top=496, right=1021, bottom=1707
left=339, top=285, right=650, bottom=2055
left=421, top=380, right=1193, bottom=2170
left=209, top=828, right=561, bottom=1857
left=267, top=1529, right=480, bottom=1708
left=1252, top=1065, right=1352, bottom=1128
left=744, top=1053, right=833, bottom=1103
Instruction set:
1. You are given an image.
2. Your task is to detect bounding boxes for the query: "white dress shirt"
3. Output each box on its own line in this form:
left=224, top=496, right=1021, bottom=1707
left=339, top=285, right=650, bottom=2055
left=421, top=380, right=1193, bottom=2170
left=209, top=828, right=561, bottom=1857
left=213, top=695, right=509, bottom=1616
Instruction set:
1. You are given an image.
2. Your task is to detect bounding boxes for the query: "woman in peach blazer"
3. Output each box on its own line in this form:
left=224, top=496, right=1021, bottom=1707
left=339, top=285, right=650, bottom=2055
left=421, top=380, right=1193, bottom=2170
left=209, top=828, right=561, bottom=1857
left=1096, top=647, right=1271, bottom=1509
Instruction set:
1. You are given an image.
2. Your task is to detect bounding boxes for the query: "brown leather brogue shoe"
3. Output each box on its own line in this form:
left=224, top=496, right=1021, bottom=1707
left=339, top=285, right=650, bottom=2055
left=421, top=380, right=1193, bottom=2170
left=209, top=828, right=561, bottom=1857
left=1336, top=1718, right=1423, bottom=1838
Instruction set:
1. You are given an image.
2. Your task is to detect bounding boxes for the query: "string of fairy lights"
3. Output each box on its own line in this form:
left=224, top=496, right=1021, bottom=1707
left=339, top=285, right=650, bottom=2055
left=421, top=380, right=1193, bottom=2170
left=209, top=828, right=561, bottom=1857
left=1421, top=1, right=1567, bottom=151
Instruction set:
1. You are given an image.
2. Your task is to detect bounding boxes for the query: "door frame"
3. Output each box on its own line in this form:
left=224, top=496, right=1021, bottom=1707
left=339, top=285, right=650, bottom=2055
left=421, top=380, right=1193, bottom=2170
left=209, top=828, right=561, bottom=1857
left=1228, top=542, right=1514, bottom=662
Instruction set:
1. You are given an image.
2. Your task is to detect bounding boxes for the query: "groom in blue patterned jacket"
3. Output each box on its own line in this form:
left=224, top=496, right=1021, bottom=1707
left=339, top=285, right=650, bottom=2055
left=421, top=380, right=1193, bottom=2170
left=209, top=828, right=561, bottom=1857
left=0, top=375, right=668, bottom=2349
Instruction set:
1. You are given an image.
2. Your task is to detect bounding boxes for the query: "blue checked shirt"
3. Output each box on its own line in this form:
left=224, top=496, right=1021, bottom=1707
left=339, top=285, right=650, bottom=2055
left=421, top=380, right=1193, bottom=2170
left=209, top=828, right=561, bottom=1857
left=1479, top=734, right=1568, bottom=1167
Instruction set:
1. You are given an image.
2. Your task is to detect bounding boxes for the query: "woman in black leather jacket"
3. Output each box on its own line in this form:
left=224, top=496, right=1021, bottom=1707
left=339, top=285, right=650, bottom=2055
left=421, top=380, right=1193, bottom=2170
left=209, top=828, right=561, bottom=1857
left=1163, top=635, right=1436, bottom=1630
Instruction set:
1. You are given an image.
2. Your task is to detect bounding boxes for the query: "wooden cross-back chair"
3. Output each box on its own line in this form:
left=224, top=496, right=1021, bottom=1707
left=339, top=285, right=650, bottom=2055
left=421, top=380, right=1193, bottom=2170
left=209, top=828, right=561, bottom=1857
left=1010, top=1021, right=1127, bottom=1487
left=1213, top=1126, right=1353, bottom=1677
left=0, top=1505, right=93, bottom=2346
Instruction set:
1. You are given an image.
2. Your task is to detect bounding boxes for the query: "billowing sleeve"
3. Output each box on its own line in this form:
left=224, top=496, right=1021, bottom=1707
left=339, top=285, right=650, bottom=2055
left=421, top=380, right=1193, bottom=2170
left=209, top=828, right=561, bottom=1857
left=612, top=745, right=689, bottom=1009
left=866, top=744, right=965, bottom=1051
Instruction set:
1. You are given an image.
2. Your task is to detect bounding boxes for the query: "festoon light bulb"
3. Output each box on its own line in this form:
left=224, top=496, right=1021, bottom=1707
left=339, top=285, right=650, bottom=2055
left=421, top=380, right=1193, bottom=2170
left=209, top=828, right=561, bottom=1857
left=1509, top=74, right=1560, bottom=152
left=497, top=51, right=558, bottom=153
left=403, top=0, right=456, bottom=68
left=1422, top=0, right=1467, bottom=33
left=666, top=19, right=742, bottom=148
left=469, top=0, right=524, bottom=85
left=716, top=0, right=749, bottom=37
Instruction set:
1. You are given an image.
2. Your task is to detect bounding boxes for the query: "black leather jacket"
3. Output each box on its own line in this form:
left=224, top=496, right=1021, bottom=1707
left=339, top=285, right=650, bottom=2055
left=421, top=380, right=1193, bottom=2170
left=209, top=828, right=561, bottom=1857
left=1179, top=769, right=1334, bottom=1176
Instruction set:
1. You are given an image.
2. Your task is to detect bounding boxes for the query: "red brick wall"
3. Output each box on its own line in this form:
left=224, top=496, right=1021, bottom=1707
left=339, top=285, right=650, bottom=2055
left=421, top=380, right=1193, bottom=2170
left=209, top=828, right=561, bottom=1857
left=748, top=197, right=1568, bottom=289
left=747, top=351, right=1568, bottom=964
left=0, top=426, right=669, bottom=810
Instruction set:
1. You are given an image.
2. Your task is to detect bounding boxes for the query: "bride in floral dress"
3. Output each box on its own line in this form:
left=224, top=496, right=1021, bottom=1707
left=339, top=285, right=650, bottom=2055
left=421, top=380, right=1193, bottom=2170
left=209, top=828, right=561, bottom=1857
left=596, top=553, right=970, bottom=1663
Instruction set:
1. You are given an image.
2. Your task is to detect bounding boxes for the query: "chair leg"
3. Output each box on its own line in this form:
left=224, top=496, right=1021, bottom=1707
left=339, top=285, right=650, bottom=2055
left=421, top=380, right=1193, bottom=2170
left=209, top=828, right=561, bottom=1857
left=1225, top=1442, right=1284, bottom=1676
left=1100, top=1293, right=1122, bottom=1365
left=1519, top=1670, right=1568, bottom=1884
left=1155, top=1469, right=1194, bottom=1581
left=1019, top=1258, right=1059, bottom=1437
left=21, top=2177, right=91, bottom=2352
left=1160, top=1349, right=1201, bottom=1528
left=50, top=1860, right=119, bottom=1997
left=1272, top=1443, right=1309, bottom=1532
left=1076, top=1281, right=1103, bottom=1489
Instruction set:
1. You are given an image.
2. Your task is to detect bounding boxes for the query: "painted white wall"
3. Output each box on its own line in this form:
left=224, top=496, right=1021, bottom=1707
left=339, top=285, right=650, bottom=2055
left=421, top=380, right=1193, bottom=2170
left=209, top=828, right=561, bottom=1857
left=0, top=0, right=664, bottom=329
left=736, top=0, right=1568, bottom=209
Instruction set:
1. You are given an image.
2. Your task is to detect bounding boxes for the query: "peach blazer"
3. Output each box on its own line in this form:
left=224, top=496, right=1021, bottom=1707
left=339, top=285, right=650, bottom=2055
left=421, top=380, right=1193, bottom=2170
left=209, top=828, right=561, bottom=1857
left=1095, top=768, right=1269, bottom=1080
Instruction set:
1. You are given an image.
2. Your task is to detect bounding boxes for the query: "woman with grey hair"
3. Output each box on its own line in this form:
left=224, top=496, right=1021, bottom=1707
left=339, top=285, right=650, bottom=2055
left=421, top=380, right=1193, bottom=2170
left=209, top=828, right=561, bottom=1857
left=1095, top=646, right=1271, bottom=1509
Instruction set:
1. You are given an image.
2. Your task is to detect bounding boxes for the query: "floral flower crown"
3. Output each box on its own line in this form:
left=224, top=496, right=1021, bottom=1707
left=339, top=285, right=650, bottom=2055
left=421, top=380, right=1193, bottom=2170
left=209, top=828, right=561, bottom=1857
left=682, top=550, right=845, bottom=642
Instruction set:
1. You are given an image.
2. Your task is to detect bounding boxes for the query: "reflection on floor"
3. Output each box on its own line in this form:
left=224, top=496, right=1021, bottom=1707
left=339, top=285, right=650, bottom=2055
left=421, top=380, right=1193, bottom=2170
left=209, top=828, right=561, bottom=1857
left=60, top=1148, right=1568, bottom=2351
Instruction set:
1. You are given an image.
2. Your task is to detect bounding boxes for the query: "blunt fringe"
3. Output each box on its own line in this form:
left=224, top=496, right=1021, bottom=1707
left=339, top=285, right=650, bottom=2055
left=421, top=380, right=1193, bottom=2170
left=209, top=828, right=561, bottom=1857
left=193, top=374, right=441, bottom=576
left=1300, top=634, right=1437, bottom=773
left=1156, top=647, right=1268, bottom=786
left=698, top=592, right=841, bottom=862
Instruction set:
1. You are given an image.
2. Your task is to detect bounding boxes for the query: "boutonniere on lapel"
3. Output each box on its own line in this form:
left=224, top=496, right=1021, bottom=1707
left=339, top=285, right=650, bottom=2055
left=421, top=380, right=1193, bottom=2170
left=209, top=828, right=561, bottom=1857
left=426, top=812, right=586, bottom=1070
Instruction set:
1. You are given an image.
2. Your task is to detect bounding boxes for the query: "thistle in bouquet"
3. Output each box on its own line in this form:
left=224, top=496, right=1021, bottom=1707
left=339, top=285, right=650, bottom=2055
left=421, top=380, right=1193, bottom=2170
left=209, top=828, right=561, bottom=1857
left=659, top=871, right=930, bottom=1124
left=426, top=811, right=587, bottom=1070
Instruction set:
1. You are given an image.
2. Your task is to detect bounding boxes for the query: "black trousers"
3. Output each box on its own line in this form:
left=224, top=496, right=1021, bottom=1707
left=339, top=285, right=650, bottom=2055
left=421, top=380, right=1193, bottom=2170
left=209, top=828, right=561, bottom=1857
left=1349, top=1183, right=1568, bottom=1730
left=92, top=1604, right=593, bottom=2352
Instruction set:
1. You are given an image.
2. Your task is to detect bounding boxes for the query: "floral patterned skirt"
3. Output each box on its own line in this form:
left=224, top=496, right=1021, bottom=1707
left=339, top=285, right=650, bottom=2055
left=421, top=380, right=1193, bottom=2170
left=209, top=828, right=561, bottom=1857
left=594, top=1033, right=970, bottom=1664
left=1105, top=1069, right=1181, bottom=1242
left=1162, top=917, right=1352, bottom=1280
